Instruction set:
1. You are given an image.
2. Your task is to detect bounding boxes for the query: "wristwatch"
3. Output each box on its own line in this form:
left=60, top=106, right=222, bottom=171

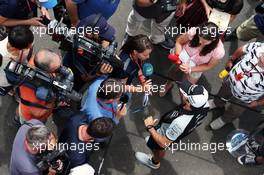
left=146, top=125, right=154, bottom=131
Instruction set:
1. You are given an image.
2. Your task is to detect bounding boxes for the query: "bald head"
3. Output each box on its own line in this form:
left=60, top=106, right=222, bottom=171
left=34, top=49, right=61, bottom=73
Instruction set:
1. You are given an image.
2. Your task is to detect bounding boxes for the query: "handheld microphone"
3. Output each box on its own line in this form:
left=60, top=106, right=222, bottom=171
left=142, top=63, right=154, bottom=107
left=142, top=63, right=154, bottom=78
left=119, top=94, right=129, bottom=111
left=168, top=54, right=182, bottom=65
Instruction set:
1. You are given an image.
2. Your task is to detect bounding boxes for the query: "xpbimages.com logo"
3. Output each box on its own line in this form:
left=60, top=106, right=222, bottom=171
left=164, top=24, right=232, bottom=37
left=32, top=26, right=100, bottom=38
left=98, top=82, right=166, bottom=94
left=33, top=141, right=100, bottom=154
left=165, top=140, right=227, bottom=154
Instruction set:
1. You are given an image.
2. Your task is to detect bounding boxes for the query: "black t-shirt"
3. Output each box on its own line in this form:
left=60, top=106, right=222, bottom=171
left=0, top=0, right=37, bottom=19
left=206, top=0, right=243, bottom=15
left=63, top=51, right=99, bottom=90
left=59, top=112, right=97, bottom=169
left=133, top=0, right=175, bottom=23
left=159, top=104, right=209, bottom=142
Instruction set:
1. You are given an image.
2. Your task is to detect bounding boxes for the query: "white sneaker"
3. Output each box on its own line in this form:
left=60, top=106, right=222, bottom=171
left=208, top=99, right=217, bottom=110
left=135, top=152, right=160, bottom=169
left=210, top=117, right=226, bottom=130
left=237, top=155, right=258, bottom=166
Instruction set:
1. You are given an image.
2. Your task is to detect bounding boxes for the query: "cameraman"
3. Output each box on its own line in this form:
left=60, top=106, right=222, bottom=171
left=124, top=0, right=187, bottom=49
left=64, top=0, right=120, bottom=26
left=0, top=0, right=56, bottom=27
left=0, top=26, right=34, bottom=95
left=63, top=14, right=116, bottom=91
left=10, top=119, right=58, bottom=175
left=17, top=49, right=64, bottom=124
left=59, top=112, right=115, bottom=171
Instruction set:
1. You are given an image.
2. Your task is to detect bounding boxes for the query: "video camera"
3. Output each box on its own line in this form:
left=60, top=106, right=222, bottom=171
left=161, top=0, right=179, bottom=12
left=4, top=60, right=82, bottom=102
left=161, top=0, right=193, bottom=12
left=37, top=149, right=69, bottom=174
left=40, top=16, right=123, bottom=75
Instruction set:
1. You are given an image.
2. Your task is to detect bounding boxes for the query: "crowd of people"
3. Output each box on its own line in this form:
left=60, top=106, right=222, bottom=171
left=1, top=0, right=264, bottom=174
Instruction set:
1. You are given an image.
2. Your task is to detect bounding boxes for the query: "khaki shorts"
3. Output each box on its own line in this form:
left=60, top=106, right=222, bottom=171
left=237, top=15, right=264, bottom=42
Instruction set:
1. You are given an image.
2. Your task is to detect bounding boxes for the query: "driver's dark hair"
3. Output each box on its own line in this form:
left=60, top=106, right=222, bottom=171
left=120, top=34, right=153, bottom=54
left=87, top=117, right=115, bottom=138
left=97, top=78, right=124, bottom=100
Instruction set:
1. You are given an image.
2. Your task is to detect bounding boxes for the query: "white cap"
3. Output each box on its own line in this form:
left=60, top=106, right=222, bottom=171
left=179, top=80, right=209, bottom=108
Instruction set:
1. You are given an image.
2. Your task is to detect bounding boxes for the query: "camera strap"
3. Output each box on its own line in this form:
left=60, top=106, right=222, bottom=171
left=16, top=87, right=50, bottom=110
left=96, top=98, right=116, bottom=118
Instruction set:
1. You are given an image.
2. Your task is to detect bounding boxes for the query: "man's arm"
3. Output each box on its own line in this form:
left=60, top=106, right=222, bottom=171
left=65, top=0, right=80, bottom=26
left=148, top=128, right=173, bottom=148
left=144, top=116, right=173, bottom=148
left=224, top=46, right=245, bottom=71
left=248, top=98, right=264, bottom=108
left=0, top=16, right=44, bottom=26
left=230, top=46, right=244, bottom=61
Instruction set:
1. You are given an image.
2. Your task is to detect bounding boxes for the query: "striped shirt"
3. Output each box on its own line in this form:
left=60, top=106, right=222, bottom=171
left=228, top=42, right=264, bottom=103
left=158, top=103, right=209, bottom=142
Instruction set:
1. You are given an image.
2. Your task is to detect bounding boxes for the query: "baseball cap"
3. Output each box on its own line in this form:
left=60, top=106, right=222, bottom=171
left=179, top=80, right=209, bottom=108
left=69, top=164, right=95, bottom=175
left=77, top=14, right=116, bottom=42
left=38, top=0, right=58, bottom=9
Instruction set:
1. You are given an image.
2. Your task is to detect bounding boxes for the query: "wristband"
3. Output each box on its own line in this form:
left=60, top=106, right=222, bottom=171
left=146, top=125, right=154, bottom=131
left=151, top=0, right=158, bottom=3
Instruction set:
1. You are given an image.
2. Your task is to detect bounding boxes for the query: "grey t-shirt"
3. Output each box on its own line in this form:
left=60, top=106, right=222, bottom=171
left=133, top=0, right=175, bottom=23
left=10, top=119, right=43, bottom=175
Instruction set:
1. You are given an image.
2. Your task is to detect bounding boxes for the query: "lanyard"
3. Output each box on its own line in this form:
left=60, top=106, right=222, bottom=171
left=19, top=50, right=24, bottom=62
left=26, top=0, right=32, bottom=13
left=130, top=54, right=143, bottom=71
left=243, top=62, right=261, bottom=76
left=96, top=98, right=116, bottom=118
left=130, top=55, right=144, bottom=81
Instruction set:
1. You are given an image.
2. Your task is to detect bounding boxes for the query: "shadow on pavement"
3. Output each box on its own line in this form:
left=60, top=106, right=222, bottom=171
left=209, top=108, right=264, bottom=175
